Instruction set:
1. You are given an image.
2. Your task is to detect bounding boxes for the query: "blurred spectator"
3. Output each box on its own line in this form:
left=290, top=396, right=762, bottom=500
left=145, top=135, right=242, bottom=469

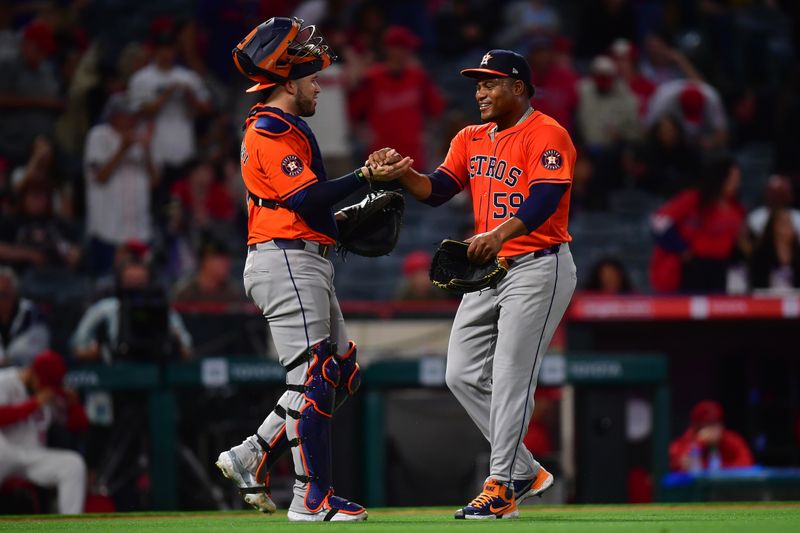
left=576, top=55, right=639, bottom=150
left=0, top=178, right=81, bottom=274
left=434, top=0, right=490, bottom=56
left=640, top=33, right=704, bottom=86
left=669, top=400, right=753, bottom=473
left=584, top=257, right=634, bottom=294
left=395, top=250, right=451, bottom=301
left=498, top=0, right=560, bottom=49
left=91, top=240, right=152, bottom=301
left=522, top=387, right=560, bottom=458
left=0, top=268, right=50, bottom=368
left=527, top=36, right=579, bottom=132
left=748, top=209, right=800, bottom=292
left=646, top=80, right=728, bottom=152
left=350, top=26, right=445, bottom=171
left=626, top=116, right=701, bottom=197
left=83, top=93, right=158, bottom=276
left=10, top=136, right=54, bottom=193
left=576, top=0, right=636, bottom=60
left=747, top=175, right=800, bottom=240
left=166, top=157, right=237, bottom=282
left=303, top=62, right=353, bottom=178
left=70, top=259, right=193, bottom=364
left=0, top=20, right=62, bottom=167
left=0, top=350, right=88, bottom=514
left=609, top=38, right=655, bottom=117
left=345, top=0, right=387, bottom=62
left=169, top=157, right=235, bottom=227
left=173, top=240, right=243, bottom=303
left=128, top=18, right=212, bottom=180
left=650, top=155, right=745, bottom=293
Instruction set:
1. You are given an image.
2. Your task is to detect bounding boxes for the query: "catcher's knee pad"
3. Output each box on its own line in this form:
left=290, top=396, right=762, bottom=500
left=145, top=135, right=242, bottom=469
left=286, top=339, right=340, bottom=511
left=334, top=341, right=361, bottom=411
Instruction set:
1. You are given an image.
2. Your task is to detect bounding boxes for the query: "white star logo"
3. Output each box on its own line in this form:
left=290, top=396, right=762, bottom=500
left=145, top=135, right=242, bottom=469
left=480, top=53, right=492, bottom=66
left=547, top=156, right=558, bottom=166
left=287, top=161, right=298, bottom=171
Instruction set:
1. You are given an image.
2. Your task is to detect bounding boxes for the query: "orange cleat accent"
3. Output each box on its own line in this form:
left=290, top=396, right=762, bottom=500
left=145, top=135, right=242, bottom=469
left=455, top=478, right=519, bottom=520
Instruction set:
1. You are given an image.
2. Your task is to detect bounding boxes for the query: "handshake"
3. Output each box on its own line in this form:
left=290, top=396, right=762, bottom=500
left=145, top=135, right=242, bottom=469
left=361, top=148, right=413, bottom=182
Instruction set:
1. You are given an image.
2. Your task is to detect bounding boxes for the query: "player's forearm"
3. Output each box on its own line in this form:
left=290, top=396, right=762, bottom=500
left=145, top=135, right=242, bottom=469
left=492, top=217, right=529, bottom=243
left=398, top=168, right=432, bottom=201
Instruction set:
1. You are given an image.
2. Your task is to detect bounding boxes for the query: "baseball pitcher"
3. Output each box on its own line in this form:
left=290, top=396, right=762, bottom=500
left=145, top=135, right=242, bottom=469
left=370, top=49, right=578, bottom=519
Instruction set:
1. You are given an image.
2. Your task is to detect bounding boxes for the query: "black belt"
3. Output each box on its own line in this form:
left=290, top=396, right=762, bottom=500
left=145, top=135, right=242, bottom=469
left=248, top=239, right=330, bottom=258
left=247, top=190, right=285, bottom=210
left=532, top=244, right=561, bottom=259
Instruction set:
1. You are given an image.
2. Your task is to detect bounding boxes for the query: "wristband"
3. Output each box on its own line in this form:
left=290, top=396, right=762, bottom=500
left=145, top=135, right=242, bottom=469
left=354, top=167, right=370, bottom=183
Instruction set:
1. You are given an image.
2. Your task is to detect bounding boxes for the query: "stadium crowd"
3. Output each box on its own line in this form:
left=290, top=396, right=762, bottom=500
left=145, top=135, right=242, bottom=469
left=0, top=0, right=799, bottom=514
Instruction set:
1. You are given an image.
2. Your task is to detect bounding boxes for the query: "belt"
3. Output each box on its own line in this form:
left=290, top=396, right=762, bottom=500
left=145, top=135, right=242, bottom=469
left=248, top=239, right=330, bottom=258
left=532, top=244, right=561, bottom=259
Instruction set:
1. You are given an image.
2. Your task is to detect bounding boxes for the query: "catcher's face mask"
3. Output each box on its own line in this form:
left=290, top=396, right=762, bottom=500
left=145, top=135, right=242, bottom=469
left=233, top=17, right=336, bottom=93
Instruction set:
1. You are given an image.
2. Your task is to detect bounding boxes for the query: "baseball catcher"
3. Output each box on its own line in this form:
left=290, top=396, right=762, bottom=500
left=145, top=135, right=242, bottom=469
left=214, top=16, right=411, bottom=522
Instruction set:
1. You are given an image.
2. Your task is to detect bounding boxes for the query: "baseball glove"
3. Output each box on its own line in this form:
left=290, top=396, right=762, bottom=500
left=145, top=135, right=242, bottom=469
left=429, top=239, right=509, bottom=293
left=336, top=190, right=405, bottom=257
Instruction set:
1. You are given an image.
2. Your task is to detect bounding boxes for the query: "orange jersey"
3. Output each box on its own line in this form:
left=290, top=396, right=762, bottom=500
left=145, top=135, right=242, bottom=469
left=240, top=106, right=336, bottom=246
left=438, top=110, right=576, bottom=256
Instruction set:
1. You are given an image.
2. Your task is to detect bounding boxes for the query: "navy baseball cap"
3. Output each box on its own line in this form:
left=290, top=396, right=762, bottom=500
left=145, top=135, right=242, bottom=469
left=461, top=49, right=535, bottom=97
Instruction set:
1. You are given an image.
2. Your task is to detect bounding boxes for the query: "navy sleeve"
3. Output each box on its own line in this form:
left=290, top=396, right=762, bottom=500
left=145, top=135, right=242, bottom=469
left=513, top=183, right=568, bottom=232
left=284, top=172, right=366, bottom=239
left=285, top=172, right=366, bottom=215
left=422, top=169, right=462, bottom=207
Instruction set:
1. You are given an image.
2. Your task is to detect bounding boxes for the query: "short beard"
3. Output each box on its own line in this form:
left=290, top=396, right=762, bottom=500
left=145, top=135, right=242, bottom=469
left=295, top=92, right=316, bottom=117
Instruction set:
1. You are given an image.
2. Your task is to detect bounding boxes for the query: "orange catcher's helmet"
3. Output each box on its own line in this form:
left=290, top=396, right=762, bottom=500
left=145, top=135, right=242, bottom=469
left=233, top=17, right=336, bottom=93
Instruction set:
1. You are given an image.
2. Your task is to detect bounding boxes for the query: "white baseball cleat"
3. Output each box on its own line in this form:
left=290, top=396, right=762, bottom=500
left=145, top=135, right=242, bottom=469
left=216, top=450, right=277, bottom=513
left=287, top=495, right=368, bottom=522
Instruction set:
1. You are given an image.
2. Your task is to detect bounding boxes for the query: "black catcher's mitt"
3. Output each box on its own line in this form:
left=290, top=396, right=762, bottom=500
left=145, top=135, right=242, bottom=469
left=336, top=190, right=405, bottom=257
left=429, top=239, right=509, bottom=293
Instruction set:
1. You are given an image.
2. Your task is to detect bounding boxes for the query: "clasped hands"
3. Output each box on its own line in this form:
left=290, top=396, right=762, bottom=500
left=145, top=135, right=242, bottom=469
left=361, top=147, right=413, bottom=182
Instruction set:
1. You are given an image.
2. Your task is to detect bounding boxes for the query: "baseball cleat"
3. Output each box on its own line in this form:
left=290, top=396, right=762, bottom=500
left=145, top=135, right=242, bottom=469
left=287, top=494, right=368, bottom=522
left=216, top=450, right=276, bottom=514
left=454, top=478, right=519, bottom=520
left=513, top=465, right=554, bottom=504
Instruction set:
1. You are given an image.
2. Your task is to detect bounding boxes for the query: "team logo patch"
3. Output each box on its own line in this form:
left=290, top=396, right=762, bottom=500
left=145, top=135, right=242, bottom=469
left=281, top=154, right=304, bottom=177
left=541, top=149, right=562, bottom=171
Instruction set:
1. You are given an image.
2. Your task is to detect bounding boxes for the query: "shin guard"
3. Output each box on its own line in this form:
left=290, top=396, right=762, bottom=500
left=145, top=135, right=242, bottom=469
left=286, top=339, right=340, bottom=512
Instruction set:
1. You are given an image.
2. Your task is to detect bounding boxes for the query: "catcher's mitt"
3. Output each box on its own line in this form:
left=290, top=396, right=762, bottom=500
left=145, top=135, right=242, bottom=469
left=336, top=190, right=405, bottom=257
left=430, top=239, right=509, bottom=293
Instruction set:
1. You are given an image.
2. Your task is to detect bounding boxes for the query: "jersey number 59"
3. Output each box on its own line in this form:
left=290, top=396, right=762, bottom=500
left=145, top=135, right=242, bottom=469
left=492, top=192, right=525, bottom=219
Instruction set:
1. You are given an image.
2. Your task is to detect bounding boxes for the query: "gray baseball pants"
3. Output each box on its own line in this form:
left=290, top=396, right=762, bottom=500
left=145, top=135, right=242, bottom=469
left=445, top=244, right=576, bottom=483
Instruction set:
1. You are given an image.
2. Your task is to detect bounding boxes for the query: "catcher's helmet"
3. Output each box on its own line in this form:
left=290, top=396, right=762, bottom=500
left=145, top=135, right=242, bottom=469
left=233, top=17, right=336, bottom=93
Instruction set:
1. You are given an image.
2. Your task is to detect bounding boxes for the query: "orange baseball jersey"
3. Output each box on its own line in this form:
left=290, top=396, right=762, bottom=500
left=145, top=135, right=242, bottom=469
left=240, top=106, right=336, bottom=246
left=438, top=110, right=576, bottom=257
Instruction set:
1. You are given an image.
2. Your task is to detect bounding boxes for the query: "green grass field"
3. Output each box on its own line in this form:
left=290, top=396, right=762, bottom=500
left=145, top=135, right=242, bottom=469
left=2, top=503, right=799, bottom=532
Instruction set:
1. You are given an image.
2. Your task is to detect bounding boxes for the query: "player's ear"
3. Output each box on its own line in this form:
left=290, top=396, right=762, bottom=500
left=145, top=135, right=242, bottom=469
left=284, top=80, right=298, bottom=95
left=512, top=79, right=525, bottom=97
